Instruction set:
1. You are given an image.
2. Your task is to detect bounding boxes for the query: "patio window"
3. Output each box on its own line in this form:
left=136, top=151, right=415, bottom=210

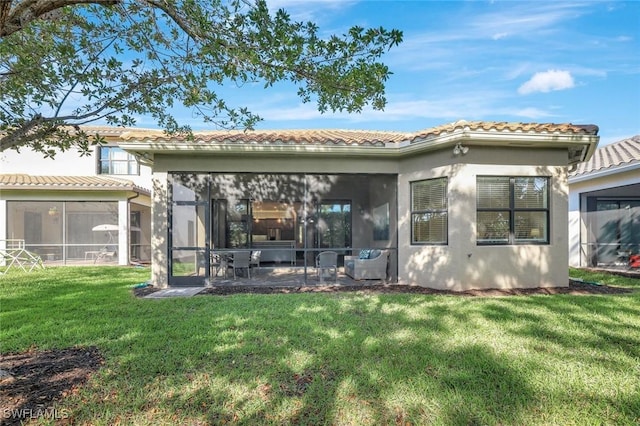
left=317, top=201, right=352, bottom=249
left=477, top=176, right=549, bottom=245
left=98, top=146, right=139, bottom=175
left=411, top=177, right=448, bottom=245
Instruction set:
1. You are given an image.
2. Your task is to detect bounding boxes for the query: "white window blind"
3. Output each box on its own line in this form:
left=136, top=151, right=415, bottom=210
left=411, top=178, right=447, bottom=244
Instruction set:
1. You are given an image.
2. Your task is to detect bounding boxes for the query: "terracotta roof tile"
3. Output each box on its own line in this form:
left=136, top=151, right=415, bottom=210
left=0, top=174, right=149, bottom=194
left=410, top=120, right=598, bottom=142
left=120, top=128, right=409, bottom=146
left=111, top=120, right=598, bottom=146
left=571, top=135, right=640, bottom=176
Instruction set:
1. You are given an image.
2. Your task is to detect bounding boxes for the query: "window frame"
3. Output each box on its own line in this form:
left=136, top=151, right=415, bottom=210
left=97, top=146, right=140, bottom=175
left=476, top=176, right=550, bottom=246
left=410, top=177, right=448, bottom=245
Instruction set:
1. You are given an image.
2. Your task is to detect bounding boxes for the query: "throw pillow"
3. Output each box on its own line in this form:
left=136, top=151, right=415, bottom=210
left=359, top=249, right=371, bottom=259
left=369, top=249, right=382, bottom=259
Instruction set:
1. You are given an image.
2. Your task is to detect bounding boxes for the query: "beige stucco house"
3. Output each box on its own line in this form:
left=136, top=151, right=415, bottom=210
left=0, top=128, right=152, bottom=266
left=114, top=120, right=599, bottom=290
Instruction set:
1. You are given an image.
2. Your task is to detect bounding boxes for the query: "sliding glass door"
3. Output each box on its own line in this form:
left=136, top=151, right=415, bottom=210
left=316, top=201, right=352, bottom=250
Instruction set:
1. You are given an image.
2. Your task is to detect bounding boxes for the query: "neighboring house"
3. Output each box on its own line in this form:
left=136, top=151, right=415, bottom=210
left=0, top=127, right=152, bottom=266
left=568, top=135, right=640, bottom=268
left=111, top=120, right=599, bottom=290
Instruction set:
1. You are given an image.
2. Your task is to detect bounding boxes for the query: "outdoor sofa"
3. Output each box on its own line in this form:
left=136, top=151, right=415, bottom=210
left=344, top=249, right=388, bottom=280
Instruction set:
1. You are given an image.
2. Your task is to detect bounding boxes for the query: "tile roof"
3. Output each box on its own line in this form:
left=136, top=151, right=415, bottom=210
left=570, top=135, right=640, bottom=177
left=120, top=128, right=409, bottom=146
left=408, top=120, right=599, bottom=143
left=0, top=174, right=150, bottom=194
left=113, top=120, right=598, bottom=146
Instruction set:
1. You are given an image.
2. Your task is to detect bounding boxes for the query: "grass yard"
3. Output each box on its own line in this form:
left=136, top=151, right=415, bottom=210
left=1, top=267, right=639, bottom=425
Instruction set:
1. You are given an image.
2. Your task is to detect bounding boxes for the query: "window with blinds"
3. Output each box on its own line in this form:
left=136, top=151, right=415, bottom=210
left=477, top=176, right=549, bottom=245
left=411, top=177, right=447, bottom=244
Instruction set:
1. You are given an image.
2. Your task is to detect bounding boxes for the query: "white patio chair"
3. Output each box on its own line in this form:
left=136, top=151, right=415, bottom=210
left=250, top=250, right=261, bottom=274
left=94, top=246, right=117, bottom=264
left=0, top=239, right=44, bottom=274
left=210, top=252, right=223, bottom=277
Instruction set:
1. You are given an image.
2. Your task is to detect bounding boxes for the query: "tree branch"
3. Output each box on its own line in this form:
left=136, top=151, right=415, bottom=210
left=0, top=0, right=118, bottom=37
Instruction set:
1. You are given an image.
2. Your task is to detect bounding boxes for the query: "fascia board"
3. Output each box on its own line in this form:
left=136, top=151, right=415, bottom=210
left=123, top=141, right=398, bottom=158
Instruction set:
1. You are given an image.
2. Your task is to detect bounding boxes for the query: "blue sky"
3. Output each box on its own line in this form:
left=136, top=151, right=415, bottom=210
left=172, top=1, right=640, bottom=146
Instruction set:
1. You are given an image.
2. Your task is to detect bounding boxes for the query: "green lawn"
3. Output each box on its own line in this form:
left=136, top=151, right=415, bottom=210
left=1, top=267, right=639, bottom=425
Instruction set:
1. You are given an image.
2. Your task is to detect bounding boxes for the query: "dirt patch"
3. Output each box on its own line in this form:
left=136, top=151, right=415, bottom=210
left=134, top=280, right=634, bottom=298
left=0, top=346, right=103, bottom=426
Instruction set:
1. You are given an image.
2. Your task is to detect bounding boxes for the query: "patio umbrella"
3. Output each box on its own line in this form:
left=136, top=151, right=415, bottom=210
left=92, top=224, right=142, bottom=232
left=92, top=224, right=118, bottom=244
left=91, top=224, right=119, bottom=232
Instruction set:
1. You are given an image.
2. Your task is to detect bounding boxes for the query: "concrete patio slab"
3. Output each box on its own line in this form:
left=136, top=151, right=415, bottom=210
left=144, top=287, right=204, bottom=298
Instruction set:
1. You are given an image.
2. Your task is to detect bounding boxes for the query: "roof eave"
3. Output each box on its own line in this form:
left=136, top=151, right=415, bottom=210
left=569, top=162, right=640, bottom=184
left=0, top=184, right=150, bottom=195
left=123, top=142, right=399, bottom=163
left=122, top=130, right=599, bottom=165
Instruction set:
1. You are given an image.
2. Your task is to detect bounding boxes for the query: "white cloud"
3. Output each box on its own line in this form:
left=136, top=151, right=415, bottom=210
left=264, top=0, right=356, bottom=21
left=518, top=70, right=575, bottom=95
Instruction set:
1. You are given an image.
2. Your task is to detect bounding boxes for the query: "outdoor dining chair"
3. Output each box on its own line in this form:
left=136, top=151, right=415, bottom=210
left=250, top=250, right=261, bottom=274
left=315, top=251, right=338, bottom=283
left=227, top=251, right=251, bottom=279
left=210, top=252, right=223, bottom=277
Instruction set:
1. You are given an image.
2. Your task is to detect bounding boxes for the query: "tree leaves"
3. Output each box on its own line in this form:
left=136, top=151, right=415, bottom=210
left=0, top=0, right=403, bottom=156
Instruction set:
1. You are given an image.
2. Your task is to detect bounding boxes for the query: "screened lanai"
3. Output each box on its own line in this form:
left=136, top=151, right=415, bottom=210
left=168, top=173, right=398, bottom=286
left=579, top=183, right=640, bottom=267
left=4, top=200, right=151, bottom=265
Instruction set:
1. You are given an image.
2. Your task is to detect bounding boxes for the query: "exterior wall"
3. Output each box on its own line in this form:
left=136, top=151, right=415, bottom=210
left=151, top=172, right=169, bottom=287
left=397, top=147, right=569, bottom=291
left=568, top=168, right=640, bottom=267
left=0, top=200, right=6, bottom=256
left=0, top=146, right=152, bottom=189
left=149, top=148, right=570, bottom=290
left=152, top=153, right=399, bottom=175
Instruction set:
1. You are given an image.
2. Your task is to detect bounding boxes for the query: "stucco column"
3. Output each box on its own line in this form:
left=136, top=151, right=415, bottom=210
left=152, top=172, right=169, bottom=288
left=0, top=200, right=7, bottom=241
left=0, top=200, right=6, bottom=266
left=118, top=200, right=129, bottom=265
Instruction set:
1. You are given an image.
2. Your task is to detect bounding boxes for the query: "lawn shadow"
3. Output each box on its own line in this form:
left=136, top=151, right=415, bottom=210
left=112, top=293, right=540, bottom=424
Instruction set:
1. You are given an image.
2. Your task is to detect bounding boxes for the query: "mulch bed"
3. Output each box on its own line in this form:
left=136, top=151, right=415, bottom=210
left=135, top=279, right=634, bottom=297
left=1, top=280, right=633, bottom=425
left=0, top=347, right=103, bottom=426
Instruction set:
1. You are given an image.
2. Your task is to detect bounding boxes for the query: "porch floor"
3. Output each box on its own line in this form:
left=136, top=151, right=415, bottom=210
left=206, top=266, right=391, bottom=288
